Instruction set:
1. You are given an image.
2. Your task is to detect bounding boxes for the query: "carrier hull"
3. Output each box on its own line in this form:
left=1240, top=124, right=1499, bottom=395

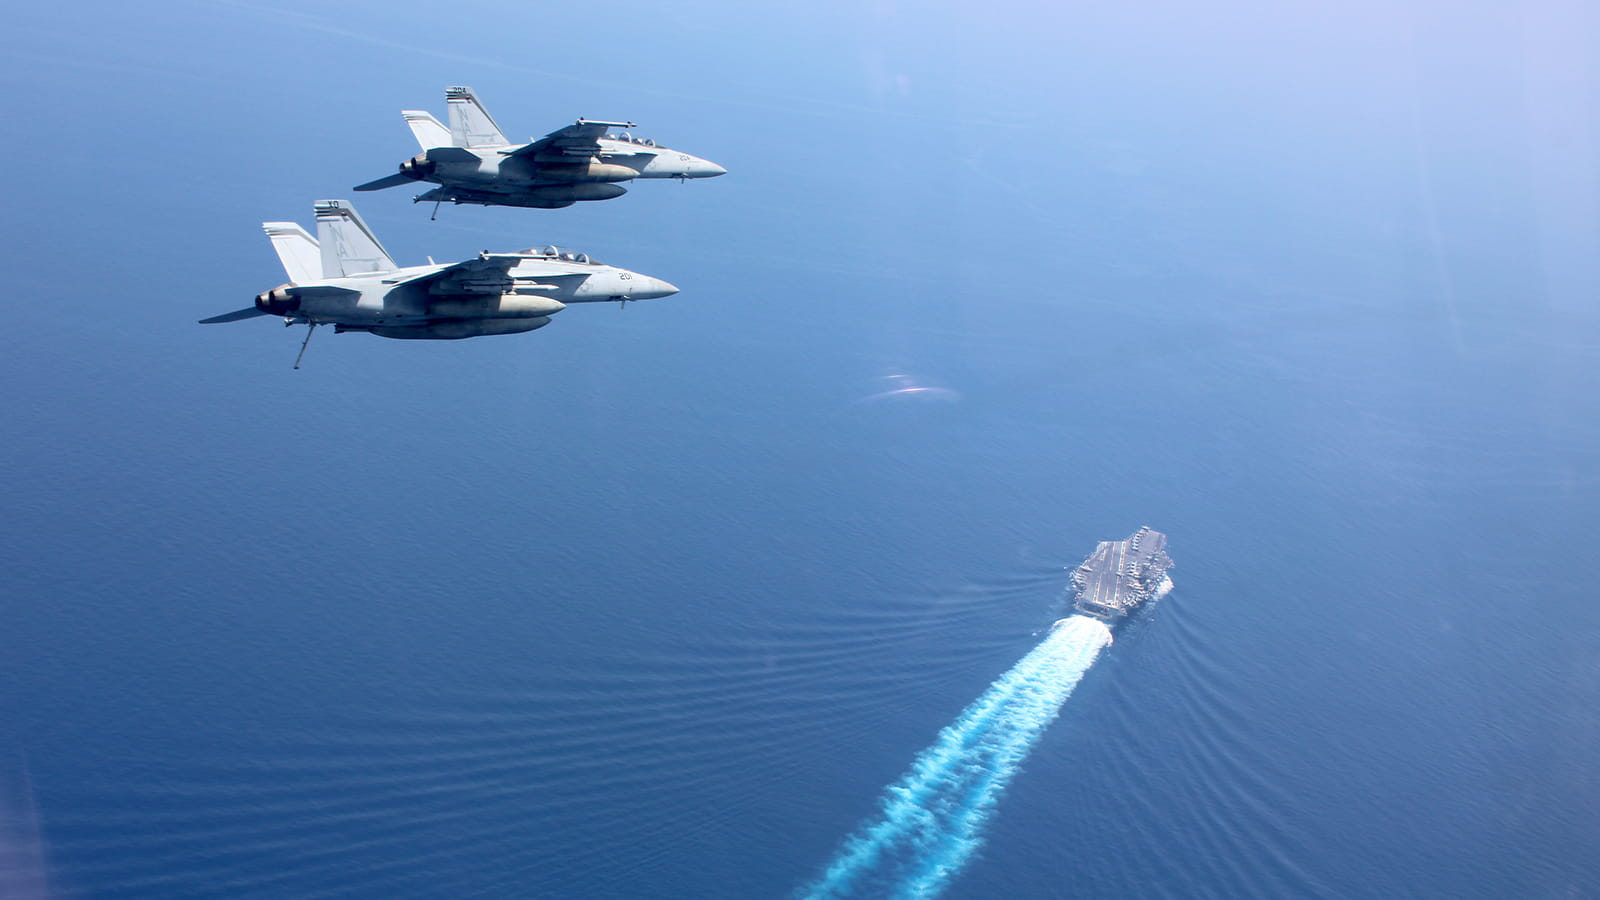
left=1068, top=527, right=1174, bottom=624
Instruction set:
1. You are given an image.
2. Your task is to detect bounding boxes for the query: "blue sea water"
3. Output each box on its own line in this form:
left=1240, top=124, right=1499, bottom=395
left=3, top=1, right=1599, bottom=897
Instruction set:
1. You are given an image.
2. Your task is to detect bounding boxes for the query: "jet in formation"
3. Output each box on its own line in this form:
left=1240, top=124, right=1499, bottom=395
left=353, top=86, right=726, bottom=211
left=199, top=200, right=679, bottom=367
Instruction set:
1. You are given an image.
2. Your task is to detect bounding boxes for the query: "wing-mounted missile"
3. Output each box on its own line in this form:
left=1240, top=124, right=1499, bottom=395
left=509, top=119, right=633, bottom=163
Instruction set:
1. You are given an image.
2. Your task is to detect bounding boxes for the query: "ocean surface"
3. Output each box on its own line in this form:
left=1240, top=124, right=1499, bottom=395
left=3, top=1, right=1599, bottom=897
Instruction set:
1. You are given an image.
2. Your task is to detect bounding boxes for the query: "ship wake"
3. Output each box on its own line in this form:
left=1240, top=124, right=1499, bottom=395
left=798, top=616, right=1112, bottom=899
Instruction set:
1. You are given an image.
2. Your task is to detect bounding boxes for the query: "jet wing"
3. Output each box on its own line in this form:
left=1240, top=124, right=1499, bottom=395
left=387, top=254, right=576, bottom=295
left=504, top=119, right=635, bottom=160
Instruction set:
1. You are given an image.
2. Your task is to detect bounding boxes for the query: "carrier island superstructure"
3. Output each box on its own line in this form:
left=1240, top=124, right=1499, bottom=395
left=1067, top=527, right=1174, bottom=624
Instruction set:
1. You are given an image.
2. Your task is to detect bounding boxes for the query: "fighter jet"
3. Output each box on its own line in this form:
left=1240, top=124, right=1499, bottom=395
left=353, top=86, right=725, bottom=212
left=199, top=199, right=679, bottom=367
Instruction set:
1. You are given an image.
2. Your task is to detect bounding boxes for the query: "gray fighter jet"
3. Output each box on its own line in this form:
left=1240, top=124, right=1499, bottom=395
left=353, top=86, right=725, bottom=211
left=199, top=200, right=679, bottom=367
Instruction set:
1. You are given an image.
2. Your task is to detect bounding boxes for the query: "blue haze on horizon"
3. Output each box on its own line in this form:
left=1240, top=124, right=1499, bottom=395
left=2, top=1, right=1598, bottom=897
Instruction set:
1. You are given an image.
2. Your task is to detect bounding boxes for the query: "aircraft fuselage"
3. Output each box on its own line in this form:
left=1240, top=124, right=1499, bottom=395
left=400, top=138, right=724, bottom=207
left=257, top=255, right=678, bottom=340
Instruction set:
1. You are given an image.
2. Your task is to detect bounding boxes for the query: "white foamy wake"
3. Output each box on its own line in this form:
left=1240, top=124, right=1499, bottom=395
left=799, top=616, right=1112, bottom=899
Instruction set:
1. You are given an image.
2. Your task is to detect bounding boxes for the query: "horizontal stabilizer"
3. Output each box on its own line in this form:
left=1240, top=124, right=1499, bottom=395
left=199, top=307, right=271, bottom=325
left=354, top=172, right=416, bottom=192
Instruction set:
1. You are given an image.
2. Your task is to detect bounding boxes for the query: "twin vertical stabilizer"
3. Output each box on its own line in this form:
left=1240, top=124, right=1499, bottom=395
left=445, top=85, right=508, bottom=148
left=401, top=110, right=451, bottom=150
left=261, top=222, right=321, bottom=284
left=399, top=87, right=504, bottom=150
left=259, top=201, right=397, bottom=282
left=313, top=200, right=397, bottom=277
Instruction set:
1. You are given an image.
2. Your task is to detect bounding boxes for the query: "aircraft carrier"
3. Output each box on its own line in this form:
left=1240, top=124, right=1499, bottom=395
left=1068, top=527, right=1174, bottom=623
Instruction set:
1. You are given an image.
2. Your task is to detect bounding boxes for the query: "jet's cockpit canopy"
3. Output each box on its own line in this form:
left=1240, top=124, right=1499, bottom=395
left=522, top=245, right=599, bottom=265
left=609, top=131, right=657, bottom=147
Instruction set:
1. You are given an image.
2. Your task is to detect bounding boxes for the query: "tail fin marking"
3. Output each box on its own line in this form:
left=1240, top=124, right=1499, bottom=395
left=445, top=86, right=509, bottom=148
left=313, top=200, right=397, bottom=278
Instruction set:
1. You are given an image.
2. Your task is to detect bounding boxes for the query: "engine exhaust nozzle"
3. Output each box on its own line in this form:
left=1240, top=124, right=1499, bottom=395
left=255, top=285, right=300, bottom=316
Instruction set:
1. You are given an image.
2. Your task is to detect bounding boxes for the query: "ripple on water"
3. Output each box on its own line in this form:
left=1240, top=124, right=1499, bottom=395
left=45, top=571, right=1072, bottom=897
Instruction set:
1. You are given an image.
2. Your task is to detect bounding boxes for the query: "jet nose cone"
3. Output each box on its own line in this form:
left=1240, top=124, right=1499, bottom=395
left=697, top=160, right=727, bottom=177
left=639, top=277, right=679, bottom=299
